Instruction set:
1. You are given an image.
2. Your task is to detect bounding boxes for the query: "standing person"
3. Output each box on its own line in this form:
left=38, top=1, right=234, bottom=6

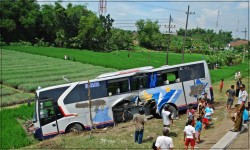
left=133, top=108, right=146, bottom=144
left=219, top=79, right=224, bottom=93
left=234, top=71, right=238, bottom=80
left=238, top=71, right=241, bottom=78
left=161, top=105, right=172, bottom=128
left=186, top=104, right=195, bottom=126
left=230, top=84, right=248, bottom=132
left=202, top=103, right=214, bottom=130
left=203, top=93, right=211, bottom=106
left=184, top=119, right=196, bottom=150
left=236, top=77, right=242, bottom=97
left=226, top=85, right=236, bottom=110
left=155, top=127, right=174, bottom=150
left=195, top=117, right=202, bottom=143
left=197, top=98, right=206, bottom=118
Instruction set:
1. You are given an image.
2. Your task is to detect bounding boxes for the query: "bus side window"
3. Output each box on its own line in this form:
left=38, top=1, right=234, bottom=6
left=39, top=101, right=57, bottom=126
left=130, top=78, right=139, bottom=91
left=107, top=80, right=129, bottom=96
left=167, top=73, right=178, bottom=84
left=156, top=73, right=165, bottom=86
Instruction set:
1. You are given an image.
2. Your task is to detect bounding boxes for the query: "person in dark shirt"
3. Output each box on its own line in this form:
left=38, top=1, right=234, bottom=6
left=226, top=85, right=236, bottom=110
left=203, top=93, right=211, bottom=105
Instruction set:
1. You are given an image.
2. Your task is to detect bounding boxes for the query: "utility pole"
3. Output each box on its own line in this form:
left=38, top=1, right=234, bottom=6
left=182, top=5, right=195, bottom=63
left=216, top=11, right=220, bottom=32
left=236, top=20, right=239, bottom=38
left=241, top=27, right=247, bottom=63
left=88, top=80, right=94, bottom=129
left=165, top=14, right=175, bottom=65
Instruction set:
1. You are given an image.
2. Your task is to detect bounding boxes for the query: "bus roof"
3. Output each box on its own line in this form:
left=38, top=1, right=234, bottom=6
left=36, top=68, right=150, bottom=93
left=144, top=60, right=207, bottom=73
left=96, top=66, right=154, bottom=79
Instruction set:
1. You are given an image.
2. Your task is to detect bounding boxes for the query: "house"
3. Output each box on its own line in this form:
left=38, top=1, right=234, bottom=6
left=229, top=40, right=248, bottom=47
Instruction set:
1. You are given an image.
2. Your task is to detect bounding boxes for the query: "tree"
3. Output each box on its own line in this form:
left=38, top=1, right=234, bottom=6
left=135, top=19, right=161, bottom=49
left=98, top=14, right=114, bottom=51
left=0, top=0, right=40, bottom=43
left=110, top=29, right=133, bottom=50
left=39, top=4, right=57, bottom=43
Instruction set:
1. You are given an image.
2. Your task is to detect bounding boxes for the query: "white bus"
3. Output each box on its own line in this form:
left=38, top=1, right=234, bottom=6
left=33, top=60, right=214, bottom=140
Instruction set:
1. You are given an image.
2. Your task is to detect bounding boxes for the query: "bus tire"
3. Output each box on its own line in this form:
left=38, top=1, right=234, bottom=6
left=66, top=123, right=84, bottom=133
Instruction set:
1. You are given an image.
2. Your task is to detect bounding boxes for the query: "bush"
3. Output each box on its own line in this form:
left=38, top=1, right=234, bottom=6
left=9, top=41, right=32, bottom=47
left=34, top=38, right=49, bottom=47
left=206, top=51, right=242, bottom=68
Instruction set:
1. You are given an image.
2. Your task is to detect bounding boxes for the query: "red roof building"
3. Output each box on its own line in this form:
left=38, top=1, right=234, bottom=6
left=229, top=40, right=248, bottom=47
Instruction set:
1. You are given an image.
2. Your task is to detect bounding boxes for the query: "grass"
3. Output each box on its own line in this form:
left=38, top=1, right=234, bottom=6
left=1, top=85, right=18, bottom=96
left=3, top=46, right=204, bottom=69
left=1, top=49, right=117, bottom=93
left=0, top=103, right=37, bottom=149
left=3, top=46, right=249, bottom=84
left=210, top=63, right=249, bottom=83
left=1, top=85, right=34, bottom=107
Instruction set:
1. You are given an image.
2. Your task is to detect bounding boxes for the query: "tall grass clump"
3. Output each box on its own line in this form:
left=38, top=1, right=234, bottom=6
left=0, top=103, right=35, bottom=149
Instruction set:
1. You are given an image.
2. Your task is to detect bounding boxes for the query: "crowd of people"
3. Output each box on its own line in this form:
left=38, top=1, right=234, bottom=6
left=132, top=70, right=248, bottom=150
left=133, top=93, right=215, bottom=150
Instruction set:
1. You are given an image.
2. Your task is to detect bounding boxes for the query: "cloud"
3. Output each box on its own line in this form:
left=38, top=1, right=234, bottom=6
left=196, top=15, right=206, bottom=28
left=237, top=2, right=248, bottom=9
left=108, top=3, right=147, bottom=17
left=151, top=8, right=166, bottom=13
left=202, top=8, right=221, bottom=17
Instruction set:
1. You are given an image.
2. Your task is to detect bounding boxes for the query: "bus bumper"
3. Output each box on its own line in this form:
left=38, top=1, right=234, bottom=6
left=34, top=128, right=43, bottom=141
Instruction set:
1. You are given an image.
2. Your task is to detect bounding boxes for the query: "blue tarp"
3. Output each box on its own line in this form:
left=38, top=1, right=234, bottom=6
left=243, top=109, right=249, bottom=121
left=149, top=73, right=157, bottom=88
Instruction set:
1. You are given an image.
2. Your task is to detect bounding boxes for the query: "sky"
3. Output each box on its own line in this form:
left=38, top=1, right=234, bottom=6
left=37, top=0, right=249, bottom=40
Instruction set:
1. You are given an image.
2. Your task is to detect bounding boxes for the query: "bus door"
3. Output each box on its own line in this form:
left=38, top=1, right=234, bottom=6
left=38, top=99, right=59, bottom=138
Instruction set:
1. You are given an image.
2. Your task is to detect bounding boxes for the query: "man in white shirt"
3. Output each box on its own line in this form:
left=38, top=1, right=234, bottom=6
left=184, top=120, right=196, bottom=150
left=162, top=105, right=172, bottom=128
left=231, top=84, right=248, bottom=132
left=155, top=127, right=174, bottom=150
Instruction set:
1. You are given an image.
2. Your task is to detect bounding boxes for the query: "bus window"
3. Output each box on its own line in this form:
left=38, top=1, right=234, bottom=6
left=179, top=63, right=205, bottom=82
left=107, top=79, right=129, bottom=95
left=131, top=74, right=148, bottom=91
left=156, top=69, right=179, bottom=85
left=156, top=73, right=167, bottom=86
left=168, top=73, right=178, bottom=83
left=64, top=81, right=107, bottom=104
left=64, top=85, right=86, bottom=104
left=39, top=101, right=56, bottom=126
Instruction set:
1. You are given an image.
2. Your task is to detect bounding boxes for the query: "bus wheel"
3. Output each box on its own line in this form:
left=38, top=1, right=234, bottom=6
left=67, top=123, right=84, bottom=133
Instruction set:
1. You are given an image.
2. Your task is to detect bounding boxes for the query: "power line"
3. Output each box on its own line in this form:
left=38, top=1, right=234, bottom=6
left=126, top=1, right=186, bottom=13
left=114, top=18, right=169, bottom=21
